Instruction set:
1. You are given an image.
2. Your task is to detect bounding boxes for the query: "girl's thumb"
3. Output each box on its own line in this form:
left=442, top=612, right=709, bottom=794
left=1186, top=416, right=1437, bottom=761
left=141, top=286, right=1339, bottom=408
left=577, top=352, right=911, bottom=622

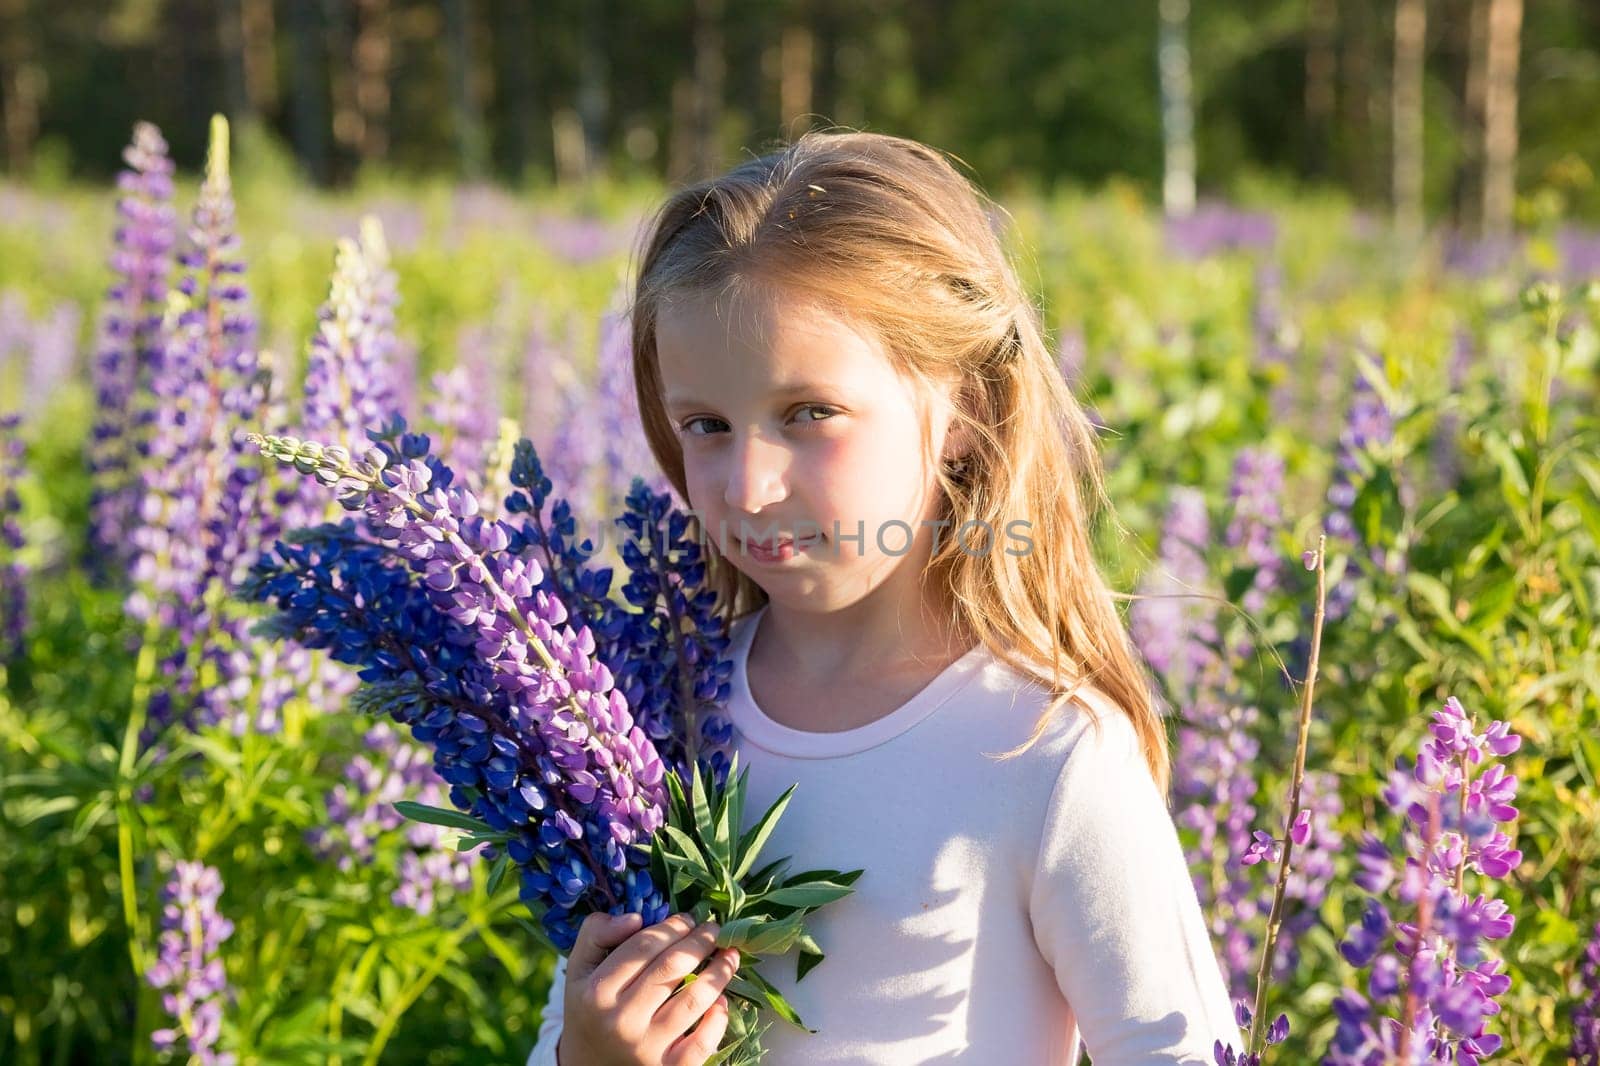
left=567, top=912, right=643, bottom=979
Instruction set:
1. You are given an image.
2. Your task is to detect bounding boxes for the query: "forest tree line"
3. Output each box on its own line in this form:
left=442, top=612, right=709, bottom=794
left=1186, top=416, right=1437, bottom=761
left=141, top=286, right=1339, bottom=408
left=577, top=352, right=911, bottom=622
left=1, top=0, right=1598, bottom=229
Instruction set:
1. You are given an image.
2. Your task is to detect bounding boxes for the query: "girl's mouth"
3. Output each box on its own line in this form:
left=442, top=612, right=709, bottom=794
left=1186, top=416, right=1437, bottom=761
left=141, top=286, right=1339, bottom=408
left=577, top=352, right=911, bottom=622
left=740, top=534, right=819, bottom=564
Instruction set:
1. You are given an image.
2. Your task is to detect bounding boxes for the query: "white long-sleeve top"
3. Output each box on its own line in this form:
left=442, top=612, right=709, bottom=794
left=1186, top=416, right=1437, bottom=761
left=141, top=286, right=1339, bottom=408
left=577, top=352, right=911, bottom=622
left=527, top=604, right=1238, bottom=1065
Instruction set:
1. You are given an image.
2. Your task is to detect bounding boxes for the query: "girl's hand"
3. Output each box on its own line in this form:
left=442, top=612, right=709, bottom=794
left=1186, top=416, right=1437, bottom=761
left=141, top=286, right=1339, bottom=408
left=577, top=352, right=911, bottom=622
left=559, top=910, right=742, bottom=1066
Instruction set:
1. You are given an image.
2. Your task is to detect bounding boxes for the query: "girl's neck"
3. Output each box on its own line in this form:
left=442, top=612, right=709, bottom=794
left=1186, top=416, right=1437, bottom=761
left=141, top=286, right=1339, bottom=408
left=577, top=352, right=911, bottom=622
left=750, top=588, right=974, bottom=687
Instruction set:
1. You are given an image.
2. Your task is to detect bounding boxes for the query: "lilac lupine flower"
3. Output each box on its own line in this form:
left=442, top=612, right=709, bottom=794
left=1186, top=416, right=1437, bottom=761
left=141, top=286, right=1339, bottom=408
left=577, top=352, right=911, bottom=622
left=520, top=310, right=601, bottom=511
left=147, top=859, right=235, bottom=1065
left=424, top=362, right=500, bottom=495
left=1250, top=263, right=1300, bottom=419
left=124, top=116, right=276, bottom=746
left=23, top=300, right=82, bottom=411
left=307, top=720, right=475, bottom=913
left=87, top=121, right=179, bottom=580
left=299, top=218, right=402, bottom=456
left=1573, top=919, right=1600, bottom=1064
left=1057, top=323, right=1086, bottom=383
left=1166, top=201, right=1277, bottom=261
left=247, top=424, right=678, bottom=948
left=1224, top=446, right=1286, bottom=616
left=1175, top=683, right=1266, bottom=995
left=1430, top=327, right=1474, bottom=494
left=1326, top=697, right=1521, bottom=1066
left=1132, top=487, right=1217, bottom=709
left=593, top=301, right=674, bottom=518
left=1324, top=363, right=1396, bottom=620
left=0, top=412, right=26, bottom=664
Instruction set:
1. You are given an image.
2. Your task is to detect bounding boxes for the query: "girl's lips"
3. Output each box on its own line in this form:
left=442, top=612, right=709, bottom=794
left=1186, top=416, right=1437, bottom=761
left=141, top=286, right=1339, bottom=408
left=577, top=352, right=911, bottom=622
left=739, top=534, right=820, bottom=562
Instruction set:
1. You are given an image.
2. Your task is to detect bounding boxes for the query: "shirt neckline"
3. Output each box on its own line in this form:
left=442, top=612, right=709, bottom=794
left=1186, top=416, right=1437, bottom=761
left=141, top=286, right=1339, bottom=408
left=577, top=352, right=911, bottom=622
left=728, top=604, right=989, bottom=758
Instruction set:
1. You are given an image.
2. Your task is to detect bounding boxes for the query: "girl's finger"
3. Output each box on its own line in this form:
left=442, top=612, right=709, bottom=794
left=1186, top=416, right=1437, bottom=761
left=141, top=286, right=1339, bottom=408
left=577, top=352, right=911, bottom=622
left=653, top=946, right=740, bottom=1039
left=566, top=911, right=644, bottom=983
left=622, top=919, right=721, bottom=1009
left=590, top=912, right=698, bottom=998
left=662, top=994, right=731, bottom=1066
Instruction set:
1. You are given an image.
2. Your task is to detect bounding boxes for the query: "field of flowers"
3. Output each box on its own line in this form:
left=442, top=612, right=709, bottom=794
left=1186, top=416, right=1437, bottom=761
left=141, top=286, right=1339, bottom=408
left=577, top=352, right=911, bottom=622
left=0, top=117, right=1596, bottom=1065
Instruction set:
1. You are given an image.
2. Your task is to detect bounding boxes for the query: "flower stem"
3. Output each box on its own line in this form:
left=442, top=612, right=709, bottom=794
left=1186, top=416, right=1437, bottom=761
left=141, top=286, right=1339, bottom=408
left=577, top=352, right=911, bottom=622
left=1247, top=535, right=1327, bottom=1053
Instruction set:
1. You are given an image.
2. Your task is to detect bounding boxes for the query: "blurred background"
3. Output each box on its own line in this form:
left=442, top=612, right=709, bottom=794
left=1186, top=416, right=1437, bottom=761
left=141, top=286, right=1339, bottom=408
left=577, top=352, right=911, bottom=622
left=0, top=0, right=1596, bottom=227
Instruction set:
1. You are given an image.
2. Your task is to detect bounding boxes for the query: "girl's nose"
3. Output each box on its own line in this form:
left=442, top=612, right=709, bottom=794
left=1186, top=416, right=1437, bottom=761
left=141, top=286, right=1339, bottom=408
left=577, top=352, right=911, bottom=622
left=723, top=433, right=789, bottom=513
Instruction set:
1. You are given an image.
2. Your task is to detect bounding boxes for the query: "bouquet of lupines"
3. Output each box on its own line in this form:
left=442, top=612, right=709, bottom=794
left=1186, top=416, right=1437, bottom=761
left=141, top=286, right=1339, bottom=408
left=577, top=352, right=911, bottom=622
left=241, top=418, right=862, bottom=1062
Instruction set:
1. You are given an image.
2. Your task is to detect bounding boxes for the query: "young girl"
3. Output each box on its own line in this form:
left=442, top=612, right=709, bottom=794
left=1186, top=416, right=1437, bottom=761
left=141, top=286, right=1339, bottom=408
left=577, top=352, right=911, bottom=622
left=526, top=130, right=1237, bottom=1066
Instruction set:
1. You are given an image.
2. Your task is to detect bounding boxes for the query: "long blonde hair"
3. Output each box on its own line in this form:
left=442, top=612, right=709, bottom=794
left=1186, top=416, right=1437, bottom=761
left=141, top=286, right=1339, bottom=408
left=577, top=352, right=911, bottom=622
left=624, top=130, right=1169, bottom=795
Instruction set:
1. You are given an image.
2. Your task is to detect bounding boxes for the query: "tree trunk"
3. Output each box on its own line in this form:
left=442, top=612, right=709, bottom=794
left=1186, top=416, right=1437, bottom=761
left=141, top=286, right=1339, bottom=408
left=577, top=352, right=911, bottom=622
left=217, top=0, right=254, bottom=123
left=497, top=0, right=540, bottom=183
left=577, top=0, right=609, bottom=180
left=323, top=0, right=361, bottom=178
left=1392, top=0, right=1426, bottom=240
left=287, top=0, right=328, bottom=182
left=444, top=0, right=489, bottom=179
left=1157, top=0, right=1195, bottom=216
left=1304, top=0, right=1337, bottom=178
left=353, top=0, right=392, bottom=166
left=1481, top=0, right=1522, bottom=238
left=1449, top=0, right=1488, bottom=232
left=691, top=0, right=726, bottom=178
left=780, top=22, right=814, bottom=139
left=0, top=0, right=41, bottom=175
left=241, top=0, right=279, bottom=113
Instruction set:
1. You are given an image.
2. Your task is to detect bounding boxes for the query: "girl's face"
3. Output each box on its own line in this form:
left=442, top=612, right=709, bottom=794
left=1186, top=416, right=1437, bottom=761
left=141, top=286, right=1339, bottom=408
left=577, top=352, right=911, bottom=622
left=656, top=282, right=961, bottom=611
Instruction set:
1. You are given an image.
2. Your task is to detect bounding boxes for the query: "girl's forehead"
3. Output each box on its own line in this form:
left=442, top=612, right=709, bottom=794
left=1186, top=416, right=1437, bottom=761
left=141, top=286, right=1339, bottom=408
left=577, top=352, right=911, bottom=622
left=657, top=286, right=892, bottom=385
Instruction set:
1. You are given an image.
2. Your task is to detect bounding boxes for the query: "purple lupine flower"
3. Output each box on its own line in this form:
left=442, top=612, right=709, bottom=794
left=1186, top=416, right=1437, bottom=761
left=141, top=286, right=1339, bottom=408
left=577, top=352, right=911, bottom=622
left=247, top=423, right=682, bottom=948
left=1132, top=486, right=1217, bottom=709
left=1431, top=327, right=1473, bottom=494
left=1324, top=361, right=1398, bottom=621
left=1166, top=201, right=1277, bottom=261
left=1056, top=323, right=1086, bottom=383
left=1442, top=230, right=1522, bottom=279
left=530, top=210, right=640, bottom=264
left=521, top=310, right=601, bottom=512
left=1326, top=697, right=1520, bottom=1065
left=147, top=859, right=235, bottom=1065
left=1250, top=263, right=1300, bottom=421
left=307, top=720, right=475, bottom=913
left=1558, top=224, right=1600, bottom=284
left=299, top=218, right=403, bottom=456
left=124, top=116, right=277, bottom=747
left=23, top=300, right=82, bottom=411
left=0, top=411, right=26, bottom=664
left=593, top=299, right=674, bottom=518
left=87, top=121, right=179, bottom=582
left=1573, top=919, right=1600, bottom=1064
left=423, top=360, right=501, bottom=496
left=1225, top=446, right=1286, bottom=616
left=1175, top=683, right=1266, bottom=995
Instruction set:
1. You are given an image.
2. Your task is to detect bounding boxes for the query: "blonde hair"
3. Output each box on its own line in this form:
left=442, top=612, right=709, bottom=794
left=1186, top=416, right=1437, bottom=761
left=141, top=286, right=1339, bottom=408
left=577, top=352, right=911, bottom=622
left=624, top=129, right=1170, bottom=795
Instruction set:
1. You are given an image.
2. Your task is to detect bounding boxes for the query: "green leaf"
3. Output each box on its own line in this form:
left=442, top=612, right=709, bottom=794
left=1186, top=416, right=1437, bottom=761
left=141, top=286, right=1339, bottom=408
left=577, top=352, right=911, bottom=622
left=691, top=758, right=715, bottom=845
left=739, top=965, right=816, bottom=1033
left=733, top=782, right=797, bottom=881
left=760, top=880, right=856, bottom=908
left=487, top=850, right=511, bottom=896
left=1223, top=564, right=1260, bottom=605
left=394, top=801, right=493, bottom=833
left=659, top=825, right=715, bottom=883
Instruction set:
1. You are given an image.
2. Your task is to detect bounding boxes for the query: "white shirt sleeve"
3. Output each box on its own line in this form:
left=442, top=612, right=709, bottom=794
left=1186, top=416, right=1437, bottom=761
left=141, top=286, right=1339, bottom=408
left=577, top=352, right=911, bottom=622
left=525, top=953, right=568, bottom=1066
left=1027, top=707, right=1241, bottom=1065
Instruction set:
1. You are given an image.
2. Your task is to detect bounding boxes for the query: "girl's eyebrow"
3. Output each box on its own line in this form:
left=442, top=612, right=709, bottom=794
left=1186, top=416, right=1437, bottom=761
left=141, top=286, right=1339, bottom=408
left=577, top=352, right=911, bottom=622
left=664, top=382, right=841, bottom=409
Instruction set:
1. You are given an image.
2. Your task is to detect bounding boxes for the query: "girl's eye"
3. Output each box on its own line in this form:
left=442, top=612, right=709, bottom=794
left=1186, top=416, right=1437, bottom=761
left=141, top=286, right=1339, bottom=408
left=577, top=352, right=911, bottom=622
left=679, top=405, right=836, bottom=436
left=794, top=403, right=837, bottom=424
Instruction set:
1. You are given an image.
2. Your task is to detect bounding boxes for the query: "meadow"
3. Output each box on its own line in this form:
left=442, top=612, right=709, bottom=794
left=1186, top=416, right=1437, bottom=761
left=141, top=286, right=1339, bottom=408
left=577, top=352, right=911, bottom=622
left=0, top=118, right=1596, bottom=1065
